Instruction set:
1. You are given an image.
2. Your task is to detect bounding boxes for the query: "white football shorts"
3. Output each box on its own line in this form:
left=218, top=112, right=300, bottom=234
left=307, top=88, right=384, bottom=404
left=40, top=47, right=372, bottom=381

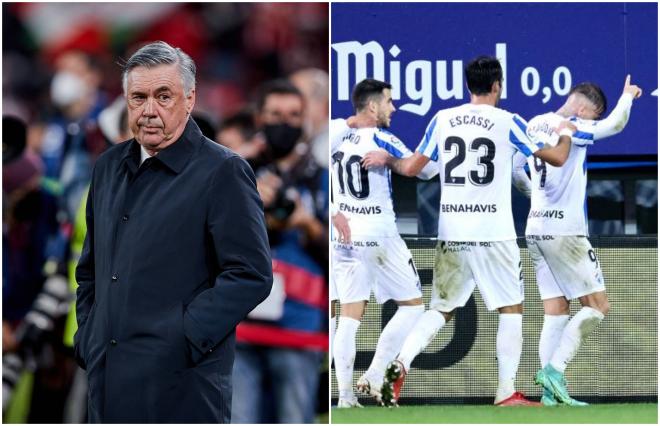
left=429, top=240, right=524, bottom=312
left=526, top=235, right=605, bottom=300
left=330, top=265, right=338, bottom=302
left=332, top=235, right=422, bottom=304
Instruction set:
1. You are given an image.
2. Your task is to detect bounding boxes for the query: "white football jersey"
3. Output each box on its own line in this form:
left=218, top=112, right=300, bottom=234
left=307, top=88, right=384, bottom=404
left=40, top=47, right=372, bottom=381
left=524, top=93, right=634, bottom=236
left=330, top=118, right=416, bottom=237
left=417, top=103, right=539, bottom=241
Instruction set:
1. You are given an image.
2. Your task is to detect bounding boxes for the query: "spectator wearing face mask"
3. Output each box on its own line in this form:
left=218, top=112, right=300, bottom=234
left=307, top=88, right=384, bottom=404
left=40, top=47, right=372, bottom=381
left=231, top=79, right=328, bottom=424
left=40, top=50, right=108, bottom=221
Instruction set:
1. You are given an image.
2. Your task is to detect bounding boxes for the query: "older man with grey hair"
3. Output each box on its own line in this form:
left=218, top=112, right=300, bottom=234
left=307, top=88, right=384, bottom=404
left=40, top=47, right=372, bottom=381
left=73, top=40, right=273, bottom=423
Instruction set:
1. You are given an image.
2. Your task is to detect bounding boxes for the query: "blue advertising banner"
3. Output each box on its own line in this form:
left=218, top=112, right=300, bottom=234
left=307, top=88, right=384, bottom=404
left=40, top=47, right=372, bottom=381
left=331, top=3, right=658, bottom=158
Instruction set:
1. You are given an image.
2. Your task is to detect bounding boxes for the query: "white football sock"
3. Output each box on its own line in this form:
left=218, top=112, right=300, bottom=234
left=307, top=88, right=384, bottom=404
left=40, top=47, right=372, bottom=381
left=365, top=304, right=424, bottom=384
left=495, top=313, right=523, bottom=403
left=550, top=306, right=604, bottom=373
left=334, top=316, right=360, bottom=399
left=397, top=309, right=446, bottom=372
left=330, top=315, right=337, bottom=362
left=539, top=314, right=569, bottom=367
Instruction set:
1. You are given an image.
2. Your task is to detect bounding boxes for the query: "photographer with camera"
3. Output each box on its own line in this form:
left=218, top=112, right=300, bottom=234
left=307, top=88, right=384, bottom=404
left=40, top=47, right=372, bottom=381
left=3, top=116, right=74, bottom=421
left=231, top=79, right=328, bottom=423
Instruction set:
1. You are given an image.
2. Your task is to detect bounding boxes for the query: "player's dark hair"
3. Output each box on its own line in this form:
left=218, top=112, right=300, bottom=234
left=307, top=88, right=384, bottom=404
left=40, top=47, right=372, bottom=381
left=569, top=82, right=607, bottom=118
left=465, top=56, right=503, bottom=96
left=352, top=79, right=392, bottom=112
left=255, top=79, right=304, bottom=113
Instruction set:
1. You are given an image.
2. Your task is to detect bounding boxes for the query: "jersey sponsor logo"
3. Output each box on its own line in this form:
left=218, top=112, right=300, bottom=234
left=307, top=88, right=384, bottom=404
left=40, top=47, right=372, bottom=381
left=339, top=202, right=383, bottom=215
left=443, top=241, right=493, bottom=252
left=352, top=240, right=379, bottom=247
left=441, top=203, right=497, bottom=213
left=528, top=209, right=565, bottom=219
left=527, top=235, right=556, bottom=241
left=449, top=114, right=495, bottom=131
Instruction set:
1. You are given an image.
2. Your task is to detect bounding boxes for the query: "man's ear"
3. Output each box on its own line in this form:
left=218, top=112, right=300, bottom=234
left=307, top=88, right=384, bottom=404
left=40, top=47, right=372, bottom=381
left=367, top=99, right=377, bottom=115
left=186, top=88, right=196, bottom=115
left=491, top=81, right=501, bottom=95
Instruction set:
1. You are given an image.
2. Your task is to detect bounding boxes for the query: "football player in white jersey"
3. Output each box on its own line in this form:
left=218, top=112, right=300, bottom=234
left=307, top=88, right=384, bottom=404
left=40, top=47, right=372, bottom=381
left=520, top=76, right=642, bottom=406
left=363, top=56, right=576, bottom=407
left=331, top=79, right=437, bottom=408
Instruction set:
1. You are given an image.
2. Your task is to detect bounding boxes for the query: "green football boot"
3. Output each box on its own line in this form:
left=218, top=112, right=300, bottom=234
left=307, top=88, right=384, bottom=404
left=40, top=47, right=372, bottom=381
left=535, top=365, right=589, bottom=407
left=540, top=387, right=559, bottom=406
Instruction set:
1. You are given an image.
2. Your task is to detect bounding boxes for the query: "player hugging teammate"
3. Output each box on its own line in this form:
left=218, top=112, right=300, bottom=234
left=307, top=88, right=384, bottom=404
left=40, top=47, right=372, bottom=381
left=331, top=56, right=641, bottom=408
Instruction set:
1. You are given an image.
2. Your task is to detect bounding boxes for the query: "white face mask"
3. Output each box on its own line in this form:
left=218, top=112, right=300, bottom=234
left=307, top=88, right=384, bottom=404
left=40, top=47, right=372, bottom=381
left=50, top=71, right=87, bottom=108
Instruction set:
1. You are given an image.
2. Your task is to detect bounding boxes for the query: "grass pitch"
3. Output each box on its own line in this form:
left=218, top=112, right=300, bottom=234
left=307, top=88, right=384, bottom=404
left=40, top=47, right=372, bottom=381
left=331, top=403, right=658, bottom=424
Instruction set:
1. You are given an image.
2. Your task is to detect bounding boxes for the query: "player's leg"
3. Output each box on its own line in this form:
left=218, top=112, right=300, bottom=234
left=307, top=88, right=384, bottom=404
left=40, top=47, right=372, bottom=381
left=540, top=297, right=570, bottom=365
left=335, top=301, right=366, bottom=407
left=330, top=299, right=337, bottom=361
left=381, top=240, right=472, bottom=406
left=333, top=242, right=370, bottom=408
left=538, top=297, right=569, bottom=405
left=397, top=241, right=472, bottom=371
left=357, top=298, right=423, bottom=400
left=536, top=236, right=606, bottom=405
left=495, top=303, right=525, bottom=404
left=527, top=236, right=569, bottom=406
left=359, top=237, right=424, bottom=401
left=330, top=269, right=339, bottom=361
left=475, top=240, right=539, bottom=406
left=380, top=308, right=452, bottom=407
left=547, top=291, right=606, bottom=378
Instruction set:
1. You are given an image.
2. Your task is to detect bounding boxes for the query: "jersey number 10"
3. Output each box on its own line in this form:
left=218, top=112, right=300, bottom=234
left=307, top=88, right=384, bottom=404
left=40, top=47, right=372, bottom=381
left=332, top=151, right=370, bottom=199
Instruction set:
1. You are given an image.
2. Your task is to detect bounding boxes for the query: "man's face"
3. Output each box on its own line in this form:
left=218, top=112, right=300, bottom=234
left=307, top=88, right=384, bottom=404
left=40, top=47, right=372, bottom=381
left=567, top=94, right=601, bottom=120
left=374, top=88, right=396, bottom=128
left=126, top=64, right=195, bottom=153
left=260, top=93, right=304, bottom=127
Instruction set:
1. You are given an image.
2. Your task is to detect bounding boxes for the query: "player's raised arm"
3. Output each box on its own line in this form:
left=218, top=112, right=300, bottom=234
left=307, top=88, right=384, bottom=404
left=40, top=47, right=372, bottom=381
left=588, top=75, right=641, bottom=140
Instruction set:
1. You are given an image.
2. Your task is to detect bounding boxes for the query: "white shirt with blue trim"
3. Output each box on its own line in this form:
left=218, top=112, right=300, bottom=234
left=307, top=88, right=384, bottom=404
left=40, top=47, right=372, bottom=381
left=331, top=118, right=423, bottom=237
left=525, top=93, right=634, bottom=237
left=416, top=103, right=539, bottom=241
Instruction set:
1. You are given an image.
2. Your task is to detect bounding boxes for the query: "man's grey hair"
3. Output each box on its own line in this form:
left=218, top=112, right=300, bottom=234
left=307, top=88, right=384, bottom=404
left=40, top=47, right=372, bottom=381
left=122, top=41, right=196, bottom=96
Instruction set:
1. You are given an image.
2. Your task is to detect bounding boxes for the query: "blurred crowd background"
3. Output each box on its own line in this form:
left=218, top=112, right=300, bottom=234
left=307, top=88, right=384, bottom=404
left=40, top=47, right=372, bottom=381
left=3, top=2, right=329, bottom=423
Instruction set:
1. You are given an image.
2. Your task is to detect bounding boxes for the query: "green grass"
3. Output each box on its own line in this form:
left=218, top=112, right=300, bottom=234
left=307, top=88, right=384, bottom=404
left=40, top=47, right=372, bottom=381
left=331, top=403, right=658, bottom=424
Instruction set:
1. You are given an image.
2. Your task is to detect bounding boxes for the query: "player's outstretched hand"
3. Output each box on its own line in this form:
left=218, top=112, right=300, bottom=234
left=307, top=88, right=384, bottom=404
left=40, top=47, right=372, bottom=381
left=362, top=149, right=390, bottom=169
left=623, top=75, right=642, bottom=99
left=332, top=211, right=351, bottom=244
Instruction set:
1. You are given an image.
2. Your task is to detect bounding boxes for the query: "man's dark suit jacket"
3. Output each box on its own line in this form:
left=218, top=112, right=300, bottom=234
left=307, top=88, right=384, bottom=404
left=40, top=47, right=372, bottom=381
left=73, top=119, right=273, bottom=423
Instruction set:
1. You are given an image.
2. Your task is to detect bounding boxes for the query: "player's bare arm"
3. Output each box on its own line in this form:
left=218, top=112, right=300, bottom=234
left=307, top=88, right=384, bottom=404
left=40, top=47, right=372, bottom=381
left=587, top=75, right=642, bottom=139
left=533, top=121, right=576, bottom=167
left=362, top=150, right=430, bottom=177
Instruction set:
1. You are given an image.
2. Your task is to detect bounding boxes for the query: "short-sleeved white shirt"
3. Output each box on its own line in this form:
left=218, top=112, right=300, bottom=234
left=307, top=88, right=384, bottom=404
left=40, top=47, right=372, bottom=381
left=416, top=103, right=539, bottom=241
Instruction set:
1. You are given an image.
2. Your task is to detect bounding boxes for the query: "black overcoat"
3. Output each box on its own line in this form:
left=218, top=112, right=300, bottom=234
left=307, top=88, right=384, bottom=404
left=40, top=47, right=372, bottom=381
left=73, top=119, right=273, bottom=423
